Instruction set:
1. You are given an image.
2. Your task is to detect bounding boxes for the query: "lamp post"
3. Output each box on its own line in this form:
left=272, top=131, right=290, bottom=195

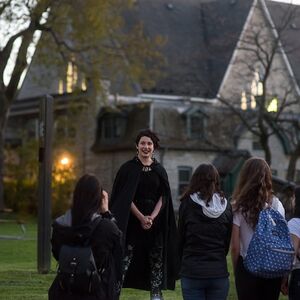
left=37, top=95, right=53, bottom=274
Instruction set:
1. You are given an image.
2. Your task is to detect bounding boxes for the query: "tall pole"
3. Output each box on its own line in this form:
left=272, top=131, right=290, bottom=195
left=37, top=95, right=53, bottom=274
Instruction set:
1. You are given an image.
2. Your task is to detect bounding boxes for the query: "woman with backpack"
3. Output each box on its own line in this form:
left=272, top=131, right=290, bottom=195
left=231, top=157, right=286, bottom=300
left=48, top=174, right=123, bottom=300
left=178, top=163, right=233, bottom=300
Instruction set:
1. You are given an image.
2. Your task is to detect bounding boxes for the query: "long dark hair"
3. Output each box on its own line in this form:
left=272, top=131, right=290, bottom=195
left=294, top=186, right=300, bottom=218
left=232, top=157, right=273, bottom=228
left=135, top=129, right=160, bottom=149
left=180, top=163, right=224, bottom=206
left=71, top=174, right=102, bottom=226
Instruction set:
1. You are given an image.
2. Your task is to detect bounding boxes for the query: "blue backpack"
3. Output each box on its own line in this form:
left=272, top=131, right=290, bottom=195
left=243, top=206, right=294, bottom=278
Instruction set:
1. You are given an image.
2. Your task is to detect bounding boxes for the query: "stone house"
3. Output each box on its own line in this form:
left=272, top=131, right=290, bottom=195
left=7, top=0, right=300, bottom=207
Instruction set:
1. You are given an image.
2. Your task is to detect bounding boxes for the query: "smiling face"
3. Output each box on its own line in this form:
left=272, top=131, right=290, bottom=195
left=136, top=136, right=154, bottom=160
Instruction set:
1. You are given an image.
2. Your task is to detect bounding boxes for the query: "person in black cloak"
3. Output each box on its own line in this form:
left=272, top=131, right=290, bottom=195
left=110, top=129, right=179, bottom=300
left=48, top=174, right=123, bottom=300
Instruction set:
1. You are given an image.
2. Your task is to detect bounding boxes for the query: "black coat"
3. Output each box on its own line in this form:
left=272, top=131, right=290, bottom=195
left=110, top=157, right=179, bottom=291
left=48, top=212, right=123, bottom=300
left=178, top=197, right=233, bottom=279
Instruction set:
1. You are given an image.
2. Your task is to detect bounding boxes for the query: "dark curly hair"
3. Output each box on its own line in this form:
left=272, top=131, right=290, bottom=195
left=232, top=157, right=273, bottom=228
left=180, top=163, right=224, bottom=206
left=135, top=129, right=160, bottom=149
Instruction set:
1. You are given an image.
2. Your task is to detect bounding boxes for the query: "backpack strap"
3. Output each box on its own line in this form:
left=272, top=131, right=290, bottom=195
left=83, top=216, right=103, bottom=246
left=271, top=197, right=279, bottom=210
left=265, top=197, right=278, bottom=210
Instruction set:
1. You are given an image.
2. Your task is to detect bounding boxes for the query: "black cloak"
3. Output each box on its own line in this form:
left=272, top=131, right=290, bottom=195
left=110, top=157, right=179, bottom=291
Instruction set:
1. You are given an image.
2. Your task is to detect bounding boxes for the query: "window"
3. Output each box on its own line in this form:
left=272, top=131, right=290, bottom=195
left=271, top=169, right=278, bottom=176
left=251, top=70, right=263, bottom=97
left=241, top=91, right=247, bottom=110
left=54, top=116, right=77, bottom=139
left=267, top=97, right=278, bottom=113
left=186, top=109, right=206, bottom=139
left=101, top=115, right=126, bottom=140
left=252, top=135, right=263, bottom=151
left=58, top=79, right=64, bottom=94
left=66, top=61, right=78, bottom=93
left=178, top=166, right=192, bottom=196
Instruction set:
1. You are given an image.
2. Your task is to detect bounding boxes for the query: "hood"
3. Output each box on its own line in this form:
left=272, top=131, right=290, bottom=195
left=55, top=209, right=72, bottom=227
left=53, top=210, right=101, bottom=242
left=55, top=209, right=101, bottom=227
left=190, top=193, right=227, bottom=218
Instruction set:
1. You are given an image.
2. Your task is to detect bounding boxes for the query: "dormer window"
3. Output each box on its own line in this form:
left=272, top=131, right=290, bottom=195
left=184, top=107, right=207, bottom=139
left=101, top=114, right=126, bottom=141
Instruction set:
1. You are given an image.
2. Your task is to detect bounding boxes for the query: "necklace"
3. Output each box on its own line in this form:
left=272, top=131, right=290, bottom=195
left=135, top=156, right=153, bottom=172
left=142, top=165, right=152, bottom=172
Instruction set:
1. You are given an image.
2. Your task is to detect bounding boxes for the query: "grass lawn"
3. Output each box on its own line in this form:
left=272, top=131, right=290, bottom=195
left=0, top=221, right=288, bottom=300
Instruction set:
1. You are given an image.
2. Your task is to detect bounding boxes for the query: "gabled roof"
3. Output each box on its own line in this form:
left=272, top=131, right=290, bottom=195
left=18, top=0, right=253, bottom=101
left=19, top=0, right=300, bottom=102
left=127, top=0, right=253, bottom=97
left=266, top=0, right=300, bottom=91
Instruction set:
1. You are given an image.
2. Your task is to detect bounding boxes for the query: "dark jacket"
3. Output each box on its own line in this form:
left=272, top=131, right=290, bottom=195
left=110, top=157, right=179, bottom=290
left=48, top=211, right=122, bottom=300
left=178, top=194, right=233, bottom=279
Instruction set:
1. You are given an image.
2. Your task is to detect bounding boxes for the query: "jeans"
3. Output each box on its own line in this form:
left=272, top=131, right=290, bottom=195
left=181, top=276, right=229, bottom=300
left=289, top=269, right=300, bottom=300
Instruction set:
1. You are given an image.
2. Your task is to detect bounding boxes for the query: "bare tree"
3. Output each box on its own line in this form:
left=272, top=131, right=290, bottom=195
left=217, top=0, right=300, bottom=175
left=0, top=0, right=163, bottom=210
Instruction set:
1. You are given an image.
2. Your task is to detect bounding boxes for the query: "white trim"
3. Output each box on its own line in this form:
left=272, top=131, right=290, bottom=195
left=138, top=93, right=216, bottom=103
left=107, top=93, right=218, bottom=105
left=217, top=0, right=258, bottom=98
left=149, top=101, right=154, bottom=130
left=260, top=0, right=300, bottom=96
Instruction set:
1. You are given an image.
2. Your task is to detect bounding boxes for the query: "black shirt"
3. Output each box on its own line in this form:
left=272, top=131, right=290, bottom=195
left=133, top=165, right=163, bottom=215
left=178, top=197, right=233, bottom=279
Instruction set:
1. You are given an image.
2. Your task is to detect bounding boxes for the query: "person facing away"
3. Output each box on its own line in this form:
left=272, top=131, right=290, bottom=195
left=231, top=157, right=285, bottom=300
left=178, top=163, right=233, bottom=300
left=109, top=129, right=179, bottom=300
left=48, top=174, right=123, bottom=300
left=283, top=186, right=300, bottom=300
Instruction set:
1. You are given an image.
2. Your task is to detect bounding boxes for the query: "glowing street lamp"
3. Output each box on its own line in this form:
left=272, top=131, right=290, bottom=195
left=54, top=153, right=73, bottom=183
left=60, top=156, right=70, bottom=166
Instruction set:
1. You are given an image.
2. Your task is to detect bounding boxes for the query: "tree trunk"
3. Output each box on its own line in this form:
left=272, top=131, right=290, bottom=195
left=286, top=153, right=297, bottom=181
left=264, top=144, right=271, bottom=166
left=0, top=126, right=4, bottom=211
left=286, top=145, right=300, bottom=181
left=260, top=134, right=272, bottom=165
left=0, top=89, right=10, bottom=211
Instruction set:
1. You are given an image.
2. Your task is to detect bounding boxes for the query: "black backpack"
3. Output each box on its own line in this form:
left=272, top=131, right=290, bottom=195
left=57, top=217, right=104, bottom=295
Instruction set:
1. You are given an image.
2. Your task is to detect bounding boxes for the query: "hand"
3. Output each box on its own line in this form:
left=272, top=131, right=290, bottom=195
left=140, top=215, right=152, bottom=230
left=100, top=190, right=109, bottom=213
